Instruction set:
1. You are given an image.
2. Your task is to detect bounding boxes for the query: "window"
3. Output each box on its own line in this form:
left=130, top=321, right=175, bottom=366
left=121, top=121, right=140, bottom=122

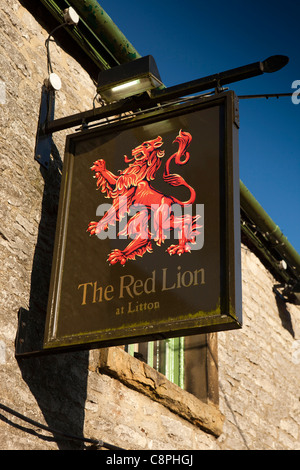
left=125, top=333, right=219, bottom=405
left=98, top=334, right=223, bottom=436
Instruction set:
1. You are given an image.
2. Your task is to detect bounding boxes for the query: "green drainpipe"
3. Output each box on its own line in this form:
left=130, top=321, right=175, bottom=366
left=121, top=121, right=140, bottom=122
left=69, top=0, right=141, bottom=64
left=240, top=180, right=300, bottom=278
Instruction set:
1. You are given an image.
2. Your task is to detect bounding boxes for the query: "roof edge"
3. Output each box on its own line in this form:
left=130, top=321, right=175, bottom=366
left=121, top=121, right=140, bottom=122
left=240, top=180, right=300, bottom=289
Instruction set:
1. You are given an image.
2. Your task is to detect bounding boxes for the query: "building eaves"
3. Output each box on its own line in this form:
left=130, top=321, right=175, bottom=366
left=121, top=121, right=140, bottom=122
left=240, top=181, right=300, bottom=299
left=40, top=0, right=140, bottom=74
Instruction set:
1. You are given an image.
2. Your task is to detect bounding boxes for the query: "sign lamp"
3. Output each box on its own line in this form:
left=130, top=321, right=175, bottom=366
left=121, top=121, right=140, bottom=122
left=97, top=55, right=163, bottom=103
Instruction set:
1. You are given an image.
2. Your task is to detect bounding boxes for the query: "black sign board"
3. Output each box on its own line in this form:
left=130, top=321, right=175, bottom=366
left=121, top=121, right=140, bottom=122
left=44, top=91, right=242, bottom=351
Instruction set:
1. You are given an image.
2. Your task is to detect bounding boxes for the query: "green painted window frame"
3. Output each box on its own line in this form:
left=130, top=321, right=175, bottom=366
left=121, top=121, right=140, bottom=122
left=126, top=334, right=218, bottom=405
left=126, top=338, right=184, bottom=388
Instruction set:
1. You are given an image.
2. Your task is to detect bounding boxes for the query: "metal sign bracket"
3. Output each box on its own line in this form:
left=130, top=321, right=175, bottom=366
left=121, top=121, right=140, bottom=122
left=15, top=308, right=67, bottom=358
left=34, top=85, right=56, bottom=169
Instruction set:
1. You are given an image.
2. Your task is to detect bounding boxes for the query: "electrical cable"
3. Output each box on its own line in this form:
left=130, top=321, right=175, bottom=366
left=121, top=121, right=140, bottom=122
left=45, top=23, right=66, bottom=75
left=0, top=402, right=124, bottom=450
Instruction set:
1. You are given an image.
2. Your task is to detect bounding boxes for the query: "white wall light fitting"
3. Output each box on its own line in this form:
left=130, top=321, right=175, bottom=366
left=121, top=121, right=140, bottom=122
left=44, top=72, right=62, bottom=91
left=63, top=7, right=80, bottom=25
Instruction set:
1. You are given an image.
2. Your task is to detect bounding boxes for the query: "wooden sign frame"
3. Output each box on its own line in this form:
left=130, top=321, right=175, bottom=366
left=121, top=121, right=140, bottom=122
left=43, top=91, right=242, bottom=352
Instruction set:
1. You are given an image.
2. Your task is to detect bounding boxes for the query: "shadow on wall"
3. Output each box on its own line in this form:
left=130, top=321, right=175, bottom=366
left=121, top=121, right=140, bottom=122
left=16, top=144, right=90, bottom=450
left=275, top=294, right=295, bottom=338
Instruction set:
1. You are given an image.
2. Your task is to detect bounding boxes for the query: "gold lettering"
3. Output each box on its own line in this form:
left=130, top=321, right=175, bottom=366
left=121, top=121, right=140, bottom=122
left=194, top=268, right=205, bottom=285
left=127, top=300, right=160, bottom=313
left=161, top=266, right=205, bottom=292
left=119, top=272, right=156, bottom=298
left=104, top=284, right=114, bottom=301
left=119, top=274, right=134, bottom=298
left=92, top=282, right=115, bottom=303
left=133, top=278, right=144, bottom=296
left=176, top=265, right=182, bottom=288
left=181, top=269, right=193, bottom=288
left=144, top=270, right=156, bottom=294
left=115, top=306, right=124, bottom=315
left=78, top=281, right=114, bottom=305
left=78, top=282, right=93, bottom=305
left=92, top=281, right=103, bottom=303
left=161, top=268, right=176, bottom=291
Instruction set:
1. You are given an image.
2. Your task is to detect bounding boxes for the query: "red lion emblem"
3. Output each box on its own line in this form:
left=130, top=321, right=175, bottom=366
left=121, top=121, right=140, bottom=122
left=87, top=130, right=201, bottom=265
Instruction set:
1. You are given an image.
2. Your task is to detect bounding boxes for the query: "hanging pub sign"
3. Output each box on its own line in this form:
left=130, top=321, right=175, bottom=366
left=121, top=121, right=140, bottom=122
left=43, top=91, right=242, bottom=352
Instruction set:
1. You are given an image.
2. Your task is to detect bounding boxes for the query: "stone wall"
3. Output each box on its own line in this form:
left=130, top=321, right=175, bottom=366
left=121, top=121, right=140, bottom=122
left=0, top=0, right=97, bottom=450
left=0, top=0, right=299, bottom=451
left=218, top=246, right=300, bottom=450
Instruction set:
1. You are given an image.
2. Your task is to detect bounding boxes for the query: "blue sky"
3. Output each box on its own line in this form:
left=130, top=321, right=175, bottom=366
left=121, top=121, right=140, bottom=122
left=98, top=0, right=300, bottom=254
